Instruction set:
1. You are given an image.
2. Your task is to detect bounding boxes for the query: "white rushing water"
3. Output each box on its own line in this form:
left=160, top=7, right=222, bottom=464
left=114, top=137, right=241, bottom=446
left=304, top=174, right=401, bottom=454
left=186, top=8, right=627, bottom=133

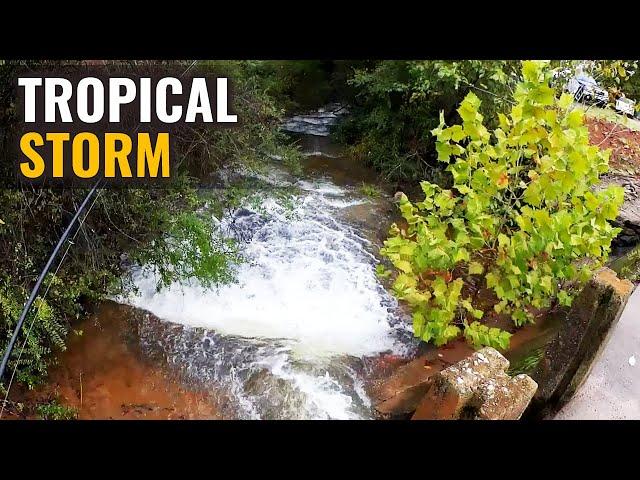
left=121, top=161, right=412, bottom=419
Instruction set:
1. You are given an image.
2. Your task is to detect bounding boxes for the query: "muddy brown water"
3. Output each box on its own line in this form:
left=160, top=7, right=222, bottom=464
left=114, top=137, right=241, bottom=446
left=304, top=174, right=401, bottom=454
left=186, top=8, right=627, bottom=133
left=6, top=135, right=561, bottom=420
left=8, top=302, right=220, bottom=420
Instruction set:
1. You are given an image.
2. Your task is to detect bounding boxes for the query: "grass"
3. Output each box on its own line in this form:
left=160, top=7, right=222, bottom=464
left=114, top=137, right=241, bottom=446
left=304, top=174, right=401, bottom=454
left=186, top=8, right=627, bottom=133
left=507, top=346, right=545, bottom=377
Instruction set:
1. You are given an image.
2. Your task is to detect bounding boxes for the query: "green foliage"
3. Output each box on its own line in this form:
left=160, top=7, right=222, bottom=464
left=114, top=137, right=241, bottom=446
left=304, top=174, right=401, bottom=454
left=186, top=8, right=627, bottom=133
left=380, top=61, right=623, bottom=350
left=358, top=182, right=383, bottom=198
left=35, top=399, right=77, bottom=420
left=142, top=212, right=242, bottom=290
left=507, top=346, right=545, bottom=377
left=244, top=61, right=334, bottom=112
left=336, top=60, right=520, bottom=182
left=0, top=278, right=67, bottom=386
left=598, top=61, right=640, bottom=108
left=464, top=321, right=511, bottom=350
left=243, top=60, right=363, bottom=113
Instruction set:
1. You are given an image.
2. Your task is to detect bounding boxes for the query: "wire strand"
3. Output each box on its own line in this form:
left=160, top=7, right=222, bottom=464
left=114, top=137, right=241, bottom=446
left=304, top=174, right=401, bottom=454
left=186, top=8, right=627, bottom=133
left=0, top=188, right=102, bottom=418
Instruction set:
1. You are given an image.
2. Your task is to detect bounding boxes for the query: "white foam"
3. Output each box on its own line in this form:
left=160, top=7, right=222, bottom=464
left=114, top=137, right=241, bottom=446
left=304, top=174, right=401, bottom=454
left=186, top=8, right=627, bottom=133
left=120, top=173, right=410, bottom=419
left=123, top=177, right=401, bottom=359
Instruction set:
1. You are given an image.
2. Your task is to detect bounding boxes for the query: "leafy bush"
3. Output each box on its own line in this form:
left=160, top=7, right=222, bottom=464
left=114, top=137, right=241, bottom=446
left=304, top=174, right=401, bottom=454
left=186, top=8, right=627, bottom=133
left=243, top=61, right=334, bottom=112
left=336, top=61, right=520, bottom=183
left=379, top=61, right=623, bottom=349
left=141, top=211, right=243, bottom=290
left=0, top=278, right=68, bottom=386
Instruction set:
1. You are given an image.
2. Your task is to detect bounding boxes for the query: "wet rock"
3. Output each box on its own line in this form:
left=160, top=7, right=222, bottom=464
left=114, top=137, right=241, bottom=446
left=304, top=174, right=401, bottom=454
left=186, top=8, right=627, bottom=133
left=371, top=342, right=476, bottom=418
left=598, top=174, right=640, bottom=252
left=241, top=368, right=309, bottom=419
left=281, top=103, right=349, bottom=137
left=471, top=374, right=539, bottom=420
left=224, top=208, right=267, bottom=242
left=529, top=267, right=634, bottom=418
left=371, top=355, right=434, bottom=418
left=119, top=253, right=131, bottom=270
left=411, top=348, right=537, bottom=420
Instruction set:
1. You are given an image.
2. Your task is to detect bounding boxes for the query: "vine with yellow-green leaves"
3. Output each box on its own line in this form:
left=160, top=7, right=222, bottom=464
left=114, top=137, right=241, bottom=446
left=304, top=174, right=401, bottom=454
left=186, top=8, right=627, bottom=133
left=379, top=61, right=624, bottom=350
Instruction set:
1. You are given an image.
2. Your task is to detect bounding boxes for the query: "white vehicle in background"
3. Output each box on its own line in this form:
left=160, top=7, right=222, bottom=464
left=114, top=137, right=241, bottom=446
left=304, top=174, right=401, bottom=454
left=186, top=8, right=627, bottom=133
left=555, top=64, right=637, bottom=118
left=565, top=74, right=609, bottom=107
left=614, top=96, right=636, bottom=117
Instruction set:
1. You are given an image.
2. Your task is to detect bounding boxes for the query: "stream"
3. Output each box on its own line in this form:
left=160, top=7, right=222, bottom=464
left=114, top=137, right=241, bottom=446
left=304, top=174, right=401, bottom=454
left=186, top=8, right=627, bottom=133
left=14, top=113, right=424, bottom=420
left=119, top=133, right=416, bottom=419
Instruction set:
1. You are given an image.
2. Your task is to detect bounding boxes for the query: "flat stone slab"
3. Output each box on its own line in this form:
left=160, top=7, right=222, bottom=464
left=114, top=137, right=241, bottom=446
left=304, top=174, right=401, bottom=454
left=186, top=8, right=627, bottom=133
left=554, top=285, right=640, bottom=419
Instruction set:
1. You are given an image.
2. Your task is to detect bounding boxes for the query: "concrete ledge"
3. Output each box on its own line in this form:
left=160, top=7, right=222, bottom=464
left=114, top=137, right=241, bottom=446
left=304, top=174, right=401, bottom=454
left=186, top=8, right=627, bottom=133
left=529, top=267, right=634, bottom=417
left=554, top=285, right=640, bottom=419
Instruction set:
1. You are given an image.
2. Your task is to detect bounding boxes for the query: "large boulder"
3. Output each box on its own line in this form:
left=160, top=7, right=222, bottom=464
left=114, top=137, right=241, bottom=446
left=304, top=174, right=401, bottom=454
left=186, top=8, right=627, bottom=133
left=412, top=347, right=538, bottom=420
left=529, top=267, right=634, bottom=418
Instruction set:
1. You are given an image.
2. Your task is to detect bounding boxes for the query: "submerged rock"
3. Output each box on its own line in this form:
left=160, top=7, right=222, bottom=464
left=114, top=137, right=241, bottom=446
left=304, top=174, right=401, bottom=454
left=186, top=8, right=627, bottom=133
left=529, top=267, right=634, bottom=418
left=222, top=208, right=268, bottom=243
left=411, top=348, right=537, bottom=420
left=371, top=355, right=437, bottom=418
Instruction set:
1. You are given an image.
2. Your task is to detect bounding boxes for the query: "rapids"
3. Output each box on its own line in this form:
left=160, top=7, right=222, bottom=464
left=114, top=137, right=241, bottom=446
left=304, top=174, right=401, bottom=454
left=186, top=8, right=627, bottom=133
left=120, top=134, right=416, bottom=419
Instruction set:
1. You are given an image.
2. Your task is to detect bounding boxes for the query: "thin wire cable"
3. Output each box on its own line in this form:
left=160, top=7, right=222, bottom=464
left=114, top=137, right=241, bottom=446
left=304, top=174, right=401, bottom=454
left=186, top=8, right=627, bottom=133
left=1, top=59, right=199, bottom=416
left=0, top=188, right=102, bottom=418
left=0, top=181, right=101, bottom=380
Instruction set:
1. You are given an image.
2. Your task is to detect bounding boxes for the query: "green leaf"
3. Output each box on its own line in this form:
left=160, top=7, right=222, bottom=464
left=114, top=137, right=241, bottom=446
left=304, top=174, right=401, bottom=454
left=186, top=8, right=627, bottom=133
left=395, top=260, right=413, bottom=274
left=558, top=93, right=574, bottom=109
left=413, top=312, right=426, bottom=338
left=557, top=290, right=573, bottom=307
left=375, top=264, right=391, bottom=278
left=566, top=109, right=584, bottom=128
left=486, top=271, right=499, bottom=289
left=436, top=141, right=454, bottom=162
left=522, top=60, right=545, bottom=82
left=468, top=261, right=484, bottom=275
left=453, top=248, right=470, bottom=263
left=432, top=277, right=448, bottom=299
